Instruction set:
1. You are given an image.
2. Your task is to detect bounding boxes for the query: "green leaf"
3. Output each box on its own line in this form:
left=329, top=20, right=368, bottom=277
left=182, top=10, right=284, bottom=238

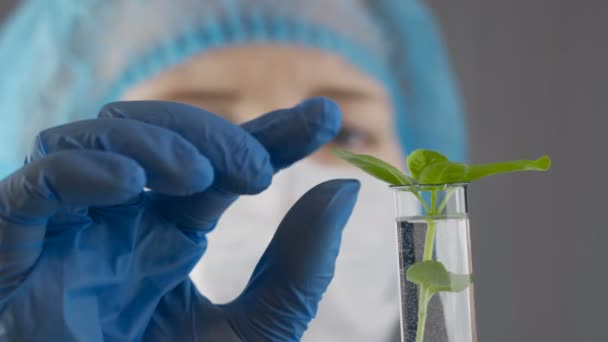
left=416, top=155, right=552, bottom=185
left=417, top=161, right=468, bottom=185
left=406, top=260, right=472, bottom=295
left=332, top=149, right=414, bottom=185
left=406, top=149, right=448, bottom=180
left=462, top=155, right=551, bottom=182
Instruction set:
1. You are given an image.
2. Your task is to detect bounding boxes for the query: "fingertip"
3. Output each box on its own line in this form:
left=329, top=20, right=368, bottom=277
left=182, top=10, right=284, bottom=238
left=309, top=178, right=361, bottom=207
left=244, top=150, right=274, bottom=194
left=187, top=153, right=215, bottom=194
left=296, top=97, right=343, bottom=139
left=315, top=179, right=360, bottom=229
left=324, top=178, right=361, bottom=191
left=98, top=101, right=129, bottom=119
left=69, top=152, right=147, bottom=204
left=147, top=131, right=215, bottom=196
left=244, top=164, right=273, bottom=194
left=240, top=97, right=344, bottom=171
left=160, top=147, right=214, bottom=196
left=111, top=155, right=147, bottom=199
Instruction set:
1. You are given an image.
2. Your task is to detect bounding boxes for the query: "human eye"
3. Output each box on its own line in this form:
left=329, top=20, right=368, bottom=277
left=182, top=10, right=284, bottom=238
left=333, top=125, right=376, bottom=150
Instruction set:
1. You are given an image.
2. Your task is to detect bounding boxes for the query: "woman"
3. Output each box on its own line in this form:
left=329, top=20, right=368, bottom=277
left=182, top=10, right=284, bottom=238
left=0, top=0, right=466, bottom=340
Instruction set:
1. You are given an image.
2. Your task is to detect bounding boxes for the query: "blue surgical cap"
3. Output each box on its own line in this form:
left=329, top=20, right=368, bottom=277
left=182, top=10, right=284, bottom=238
left=0, top=0, right=467, bottom=176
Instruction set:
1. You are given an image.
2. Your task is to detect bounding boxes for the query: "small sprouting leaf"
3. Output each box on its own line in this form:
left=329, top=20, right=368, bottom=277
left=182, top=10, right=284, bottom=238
left=462, top=155, right=551, bottom=182
left=406, top=260, right=472, bottom=295
left=332, top=149, right=414, bottom=185
left=406, top=149, right=448, bottom=180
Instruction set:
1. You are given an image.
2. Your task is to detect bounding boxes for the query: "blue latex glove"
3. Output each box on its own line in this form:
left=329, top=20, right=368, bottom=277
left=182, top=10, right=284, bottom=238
left=0, top=98, right=360, bottom=341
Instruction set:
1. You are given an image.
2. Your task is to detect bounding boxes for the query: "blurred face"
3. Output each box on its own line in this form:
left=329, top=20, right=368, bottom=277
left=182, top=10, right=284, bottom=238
left=123, top=44, right=403, bottom=166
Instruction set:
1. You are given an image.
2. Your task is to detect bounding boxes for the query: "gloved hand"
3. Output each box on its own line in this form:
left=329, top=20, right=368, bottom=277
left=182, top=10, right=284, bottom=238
left=0, top=98, right=360, bottom=342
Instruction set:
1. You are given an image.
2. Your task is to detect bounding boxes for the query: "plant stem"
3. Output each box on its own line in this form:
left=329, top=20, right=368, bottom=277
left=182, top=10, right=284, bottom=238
left=422, top=217, right=436, bottom=262
left=412, top=191, right=430, bottom=213
left=416, top=218, right=435, bottom=342
left=415, top=188, right=439, bottom=342
left=436, top=187, right=457, bottom=215
left=430, top=189, right=438, bottom=216
left=415, top=288, right=431, bottom=342
left=422, top=188, right=438, bottom=262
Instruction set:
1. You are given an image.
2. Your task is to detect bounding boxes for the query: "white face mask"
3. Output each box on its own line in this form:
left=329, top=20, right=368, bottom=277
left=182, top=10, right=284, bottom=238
left=190, top=158, right=416, bottom=341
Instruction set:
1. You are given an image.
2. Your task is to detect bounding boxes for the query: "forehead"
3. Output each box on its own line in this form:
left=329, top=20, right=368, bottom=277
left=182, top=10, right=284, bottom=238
left=148, top=43, right=388, bottom=95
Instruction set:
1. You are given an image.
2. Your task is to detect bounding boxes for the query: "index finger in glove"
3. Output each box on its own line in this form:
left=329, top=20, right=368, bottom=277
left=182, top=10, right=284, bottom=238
left=0, top=150, right=145, bottom=299
left=241, top=97, right=342, bottom=171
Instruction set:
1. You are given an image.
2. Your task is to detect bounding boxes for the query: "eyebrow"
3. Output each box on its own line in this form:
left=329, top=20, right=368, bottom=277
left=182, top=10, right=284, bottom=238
left=163, top=86, right=376, bottom=104
left=163, top=89, right=241, bottom=102
left=310, top=86, right=376, bottom=102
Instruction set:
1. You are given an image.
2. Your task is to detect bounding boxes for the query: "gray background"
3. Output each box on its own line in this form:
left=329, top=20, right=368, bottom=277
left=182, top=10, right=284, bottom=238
left=428, top=0, right=607, bottom=341
left=1, top=1, right=606, bottom=341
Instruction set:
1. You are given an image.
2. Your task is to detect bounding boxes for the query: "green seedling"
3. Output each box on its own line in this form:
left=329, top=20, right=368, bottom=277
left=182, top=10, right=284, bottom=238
left=334, top=148, right=551, bottom=342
